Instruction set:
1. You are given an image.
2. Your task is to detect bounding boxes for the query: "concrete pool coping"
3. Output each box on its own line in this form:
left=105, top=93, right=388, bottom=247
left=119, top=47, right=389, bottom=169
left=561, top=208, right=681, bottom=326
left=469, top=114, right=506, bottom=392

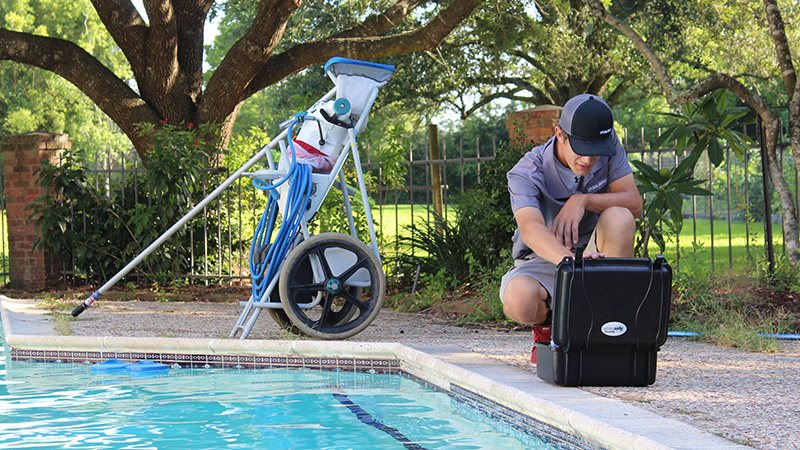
left=1, top=297, right=748, bottom=450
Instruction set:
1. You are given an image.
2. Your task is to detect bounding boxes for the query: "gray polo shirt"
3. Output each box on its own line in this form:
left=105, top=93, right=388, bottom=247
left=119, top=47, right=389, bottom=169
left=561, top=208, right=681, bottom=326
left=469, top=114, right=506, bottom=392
left=507, top=133, right=632, bottom=260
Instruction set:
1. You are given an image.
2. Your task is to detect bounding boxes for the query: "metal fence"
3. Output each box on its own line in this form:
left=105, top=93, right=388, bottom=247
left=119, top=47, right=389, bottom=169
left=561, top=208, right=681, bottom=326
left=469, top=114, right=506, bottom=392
left=624, top=125, right=797, bottom=273
left=0, top=125, right=796, bottom=286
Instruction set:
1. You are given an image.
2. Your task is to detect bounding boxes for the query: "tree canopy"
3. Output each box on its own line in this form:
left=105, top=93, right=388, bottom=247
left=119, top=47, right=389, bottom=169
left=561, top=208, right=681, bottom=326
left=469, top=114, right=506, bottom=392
left=0, top=0, right=484, bottom=159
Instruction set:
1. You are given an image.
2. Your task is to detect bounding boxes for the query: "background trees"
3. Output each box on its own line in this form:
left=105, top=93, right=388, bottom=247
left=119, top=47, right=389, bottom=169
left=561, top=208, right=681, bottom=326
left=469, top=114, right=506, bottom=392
left=2, top=0, right=799, bottom=269
left=587, top=0, right=800, bottom=266
left=0, top=0, right=484, bottom=160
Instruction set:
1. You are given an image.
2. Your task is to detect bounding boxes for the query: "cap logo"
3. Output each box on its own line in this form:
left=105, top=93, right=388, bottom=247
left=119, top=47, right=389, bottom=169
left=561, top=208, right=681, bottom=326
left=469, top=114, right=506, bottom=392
left=599, top=128, right=612, bottom=135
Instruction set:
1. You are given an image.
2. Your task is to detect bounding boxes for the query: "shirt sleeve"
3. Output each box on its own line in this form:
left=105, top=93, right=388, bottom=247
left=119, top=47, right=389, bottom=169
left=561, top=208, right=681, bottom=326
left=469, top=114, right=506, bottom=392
left=507, top=152, right=545, bottom=213
left=606, top=132, right=633, bottom=184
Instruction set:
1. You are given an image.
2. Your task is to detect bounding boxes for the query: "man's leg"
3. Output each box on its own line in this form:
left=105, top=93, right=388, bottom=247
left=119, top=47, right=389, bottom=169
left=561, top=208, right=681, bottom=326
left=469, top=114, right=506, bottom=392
left=502, top=274, right=551, bottom=364
left=592, top=206, right=636, bottom=257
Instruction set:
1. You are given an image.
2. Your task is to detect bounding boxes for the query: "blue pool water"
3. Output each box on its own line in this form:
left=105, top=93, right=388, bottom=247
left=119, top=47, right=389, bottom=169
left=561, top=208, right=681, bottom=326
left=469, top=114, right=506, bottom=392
left=0, top=354, right=575, bottom=449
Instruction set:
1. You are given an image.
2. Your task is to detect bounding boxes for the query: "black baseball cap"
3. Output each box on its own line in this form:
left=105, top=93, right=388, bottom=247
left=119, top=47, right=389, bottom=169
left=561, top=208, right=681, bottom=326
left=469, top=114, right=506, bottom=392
left=559, top=94, right=616, bottom=157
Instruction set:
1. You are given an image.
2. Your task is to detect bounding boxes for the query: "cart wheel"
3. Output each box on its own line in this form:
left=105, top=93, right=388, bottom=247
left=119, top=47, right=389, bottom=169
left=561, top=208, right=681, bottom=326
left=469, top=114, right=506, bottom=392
left=267, top=257, right=360, bottom=336
left=279, top=233, right=384, bottom=339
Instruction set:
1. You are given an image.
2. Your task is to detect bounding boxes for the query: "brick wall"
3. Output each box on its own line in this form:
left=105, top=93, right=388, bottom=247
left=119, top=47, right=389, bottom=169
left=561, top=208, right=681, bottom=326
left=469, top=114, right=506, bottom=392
left=1, top=132, right=69, bottom=290
left=506, top=105, right=562, bottom=147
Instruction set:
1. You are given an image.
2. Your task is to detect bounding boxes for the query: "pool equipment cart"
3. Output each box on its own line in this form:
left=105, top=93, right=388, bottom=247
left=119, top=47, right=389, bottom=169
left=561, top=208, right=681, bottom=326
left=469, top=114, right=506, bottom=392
left=72, top=57, right=394, bottom=340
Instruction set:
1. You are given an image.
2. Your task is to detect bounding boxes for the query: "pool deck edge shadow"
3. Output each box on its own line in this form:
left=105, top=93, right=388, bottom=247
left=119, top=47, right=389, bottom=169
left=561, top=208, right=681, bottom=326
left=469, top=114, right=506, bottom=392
left=1, top=296, right=750, bottom=450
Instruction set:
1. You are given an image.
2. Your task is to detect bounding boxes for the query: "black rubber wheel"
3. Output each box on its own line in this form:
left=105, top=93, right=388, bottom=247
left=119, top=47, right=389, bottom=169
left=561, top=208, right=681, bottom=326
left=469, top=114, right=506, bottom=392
left=266, top=256, right=360, bottom=336
left=279, top=233, right=384, bottom=339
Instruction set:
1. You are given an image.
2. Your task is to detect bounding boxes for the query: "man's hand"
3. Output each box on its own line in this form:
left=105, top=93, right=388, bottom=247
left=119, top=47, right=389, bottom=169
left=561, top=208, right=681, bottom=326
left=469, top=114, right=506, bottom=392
left=551, top=194, right=587, bottom=247
left=582, top=250, right=605, bottom=259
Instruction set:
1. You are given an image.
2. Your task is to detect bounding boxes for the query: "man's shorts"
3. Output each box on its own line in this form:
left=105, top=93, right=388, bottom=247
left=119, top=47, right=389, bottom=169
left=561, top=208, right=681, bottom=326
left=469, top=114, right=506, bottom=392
left=499, top=229, right=599, bottom=303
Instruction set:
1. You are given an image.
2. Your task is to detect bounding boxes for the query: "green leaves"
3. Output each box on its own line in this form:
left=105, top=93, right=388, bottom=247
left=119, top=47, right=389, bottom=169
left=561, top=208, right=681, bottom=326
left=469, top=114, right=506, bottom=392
left=631, top=158, right=712, bottom=255
left=634, top=90, right=753, bottom=256
left=28, top=121, right=225, bottom=283
left=651, top=90, right=753, bottom=166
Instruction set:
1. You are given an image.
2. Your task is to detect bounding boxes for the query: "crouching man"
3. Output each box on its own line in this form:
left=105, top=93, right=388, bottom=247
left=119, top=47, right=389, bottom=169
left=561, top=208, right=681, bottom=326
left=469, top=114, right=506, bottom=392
left=499, top=94, right=643, bottom=364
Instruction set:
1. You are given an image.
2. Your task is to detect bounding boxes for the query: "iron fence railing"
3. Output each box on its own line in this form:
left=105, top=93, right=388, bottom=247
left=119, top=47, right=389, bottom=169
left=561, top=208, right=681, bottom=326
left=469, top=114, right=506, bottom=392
left=0, top=125, right=796, bottom=286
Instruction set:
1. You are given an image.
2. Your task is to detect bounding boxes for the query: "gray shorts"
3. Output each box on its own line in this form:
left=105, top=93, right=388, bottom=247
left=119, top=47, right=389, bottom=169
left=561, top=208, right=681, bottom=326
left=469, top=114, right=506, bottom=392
left=499, top=229, right=598, bottom=303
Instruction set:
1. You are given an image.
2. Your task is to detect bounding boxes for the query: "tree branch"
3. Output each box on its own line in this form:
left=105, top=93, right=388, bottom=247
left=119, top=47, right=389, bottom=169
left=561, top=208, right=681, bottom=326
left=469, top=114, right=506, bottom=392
left=460, top=88, right=525, bottom=119
left=0, top=28, right=160, bottom=157
left=333, top=0, right=427, bottom=39
left=90, top=0, right=149, bottom=78
left=201, top=0, right=301, bottom=124
left=586, top=0, right=676, bottom=104
left=174, top=0, right=214, bottom=103
left=241, top=0, right=484, bottom=100
left=764, top=0, right=797, bottom=95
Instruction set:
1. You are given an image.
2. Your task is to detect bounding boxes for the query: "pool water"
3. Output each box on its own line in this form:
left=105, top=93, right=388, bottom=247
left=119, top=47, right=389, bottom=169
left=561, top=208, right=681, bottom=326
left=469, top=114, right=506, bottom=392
left=0, top=355, right=571, bottom=449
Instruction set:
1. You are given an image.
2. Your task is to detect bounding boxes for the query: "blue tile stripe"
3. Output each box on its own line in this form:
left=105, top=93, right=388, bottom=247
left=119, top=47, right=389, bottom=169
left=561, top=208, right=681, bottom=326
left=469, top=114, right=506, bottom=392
left=332, top=392, right=427, bottom=450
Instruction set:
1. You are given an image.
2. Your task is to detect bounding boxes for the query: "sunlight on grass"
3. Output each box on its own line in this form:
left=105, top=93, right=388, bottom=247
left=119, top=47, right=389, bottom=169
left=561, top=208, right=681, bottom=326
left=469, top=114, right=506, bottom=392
left=648, top=218, right=785, bottom=271
left=372, top=204, right=784, bottom=273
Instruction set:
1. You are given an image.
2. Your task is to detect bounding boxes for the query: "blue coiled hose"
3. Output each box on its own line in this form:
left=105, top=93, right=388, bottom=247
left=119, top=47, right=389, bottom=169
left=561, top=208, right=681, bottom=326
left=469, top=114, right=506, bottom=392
left=250, top=118, right=314, bottom=303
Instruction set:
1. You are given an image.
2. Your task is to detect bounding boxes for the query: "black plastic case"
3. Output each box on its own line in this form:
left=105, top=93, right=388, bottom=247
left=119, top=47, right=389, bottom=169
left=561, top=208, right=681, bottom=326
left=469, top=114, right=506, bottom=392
left=536, top=255, right=672, bottom=386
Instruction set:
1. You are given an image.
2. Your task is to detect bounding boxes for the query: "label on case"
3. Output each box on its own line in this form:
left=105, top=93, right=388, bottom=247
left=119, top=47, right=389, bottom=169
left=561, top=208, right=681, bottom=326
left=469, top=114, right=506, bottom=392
left=601, top=321, right=627, bottom=337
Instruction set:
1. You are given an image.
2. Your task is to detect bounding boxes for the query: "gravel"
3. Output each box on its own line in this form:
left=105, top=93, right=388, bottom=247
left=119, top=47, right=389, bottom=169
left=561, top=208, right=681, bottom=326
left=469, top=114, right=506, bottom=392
left=68, top=300, right=800, bottom=450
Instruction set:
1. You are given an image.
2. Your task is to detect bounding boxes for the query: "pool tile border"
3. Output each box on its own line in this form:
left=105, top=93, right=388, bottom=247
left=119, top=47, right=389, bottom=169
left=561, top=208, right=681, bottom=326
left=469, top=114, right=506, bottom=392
left=9, top=347, right=403, bottom=373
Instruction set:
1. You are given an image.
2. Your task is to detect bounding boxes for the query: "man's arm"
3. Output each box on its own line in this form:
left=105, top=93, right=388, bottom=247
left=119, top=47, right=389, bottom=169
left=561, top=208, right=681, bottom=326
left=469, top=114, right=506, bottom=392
left=551, top=172, right=642, bottom=248
left=514, top=206, right=575, bottom=265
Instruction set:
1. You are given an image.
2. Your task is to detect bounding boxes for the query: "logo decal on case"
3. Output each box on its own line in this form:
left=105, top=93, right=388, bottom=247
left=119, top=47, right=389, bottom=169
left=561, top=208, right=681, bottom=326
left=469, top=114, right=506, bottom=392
left=601, top=321, right=627, bottom=337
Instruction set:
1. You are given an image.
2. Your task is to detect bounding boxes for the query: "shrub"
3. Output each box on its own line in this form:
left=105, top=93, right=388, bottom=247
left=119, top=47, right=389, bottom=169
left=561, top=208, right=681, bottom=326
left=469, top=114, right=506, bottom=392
left=29, top=122, right=235, bottom=284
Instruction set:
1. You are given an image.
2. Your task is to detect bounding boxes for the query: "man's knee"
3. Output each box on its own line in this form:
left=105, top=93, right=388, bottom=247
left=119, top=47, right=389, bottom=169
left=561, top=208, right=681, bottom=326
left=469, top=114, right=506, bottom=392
left=502, top=276, right=549, bottom=325
left=600, top=206, right=635, bottom=228
left=596, top=207, right=636, bottom=256
left=598, top=207, right=635, bottom=237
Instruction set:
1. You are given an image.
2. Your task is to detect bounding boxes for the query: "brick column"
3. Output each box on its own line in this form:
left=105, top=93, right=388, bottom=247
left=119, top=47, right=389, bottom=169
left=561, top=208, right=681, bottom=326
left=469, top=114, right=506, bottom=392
left=1, top=132, right=68, bottom=290
left=506, top=105, right=563, bottom=147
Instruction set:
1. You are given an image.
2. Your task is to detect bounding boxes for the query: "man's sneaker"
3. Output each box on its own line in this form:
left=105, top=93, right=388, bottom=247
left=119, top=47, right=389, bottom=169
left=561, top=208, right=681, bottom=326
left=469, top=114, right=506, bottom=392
left=530, top=324, right=552, bottom=364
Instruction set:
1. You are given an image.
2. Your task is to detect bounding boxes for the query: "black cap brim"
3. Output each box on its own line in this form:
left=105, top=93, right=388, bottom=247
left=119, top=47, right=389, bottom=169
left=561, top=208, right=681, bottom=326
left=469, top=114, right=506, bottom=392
left=567, top=134, right=616, bottom=157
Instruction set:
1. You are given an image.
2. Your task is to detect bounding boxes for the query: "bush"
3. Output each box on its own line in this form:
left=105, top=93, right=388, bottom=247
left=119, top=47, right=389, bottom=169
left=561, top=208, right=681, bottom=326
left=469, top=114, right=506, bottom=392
left=391, top=139, right=527, bottom=287
left=29, top=122, right=235, bottom=283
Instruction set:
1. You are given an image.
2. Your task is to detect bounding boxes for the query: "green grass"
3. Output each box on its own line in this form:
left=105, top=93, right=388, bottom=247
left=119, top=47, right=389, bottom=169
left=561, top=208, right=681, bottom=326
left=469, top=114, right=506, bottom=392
left=373, top=203, right=455, bottom=250
left=647, top=218, right=784, bottom=272
left=371, top=203, right=784, bottom=273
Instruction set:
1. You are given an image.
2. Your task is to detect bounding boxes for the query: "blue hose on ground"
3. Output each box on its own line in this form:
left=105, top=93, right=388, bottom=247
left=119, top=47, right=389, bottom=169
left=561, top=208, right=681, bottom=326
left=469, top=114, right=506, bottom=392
left=668, top=330, right=800, bottom=340
left=249, top=118, right=314, bottom=304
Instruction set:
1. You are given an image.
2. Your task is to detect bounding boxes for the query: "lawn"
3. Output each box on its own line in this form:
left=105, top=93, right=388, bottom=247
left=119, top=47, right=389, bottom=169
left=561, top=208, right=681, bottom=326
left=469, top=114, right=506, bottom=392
left=370, top=203, right=785, bottom=273
left=648, top=217, right=785, bottom=273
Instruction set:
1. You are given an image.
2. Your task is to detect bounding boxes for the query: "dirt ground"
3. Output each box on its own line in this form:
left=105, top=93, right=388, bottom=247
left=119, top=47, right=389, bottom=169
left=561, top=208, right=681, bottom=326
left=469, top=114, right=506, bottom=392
left=5, top=276, right=800, bottom=333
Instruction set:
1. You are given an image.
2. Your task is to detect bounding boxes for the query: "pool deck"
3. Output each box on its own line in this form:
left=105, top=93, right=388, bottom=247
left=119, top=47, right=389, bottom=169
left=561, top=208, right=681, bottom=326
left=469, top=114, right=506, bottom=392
left=0, top=296, right=770, bottom=450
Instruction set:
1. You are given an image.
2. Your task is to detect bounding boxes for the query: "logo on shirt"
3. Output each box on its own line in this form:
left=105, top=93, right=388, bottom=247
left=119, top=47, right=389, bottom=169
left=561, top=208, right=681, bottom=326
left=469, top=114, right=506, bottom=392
left=586, top=179, right=607, bottom=193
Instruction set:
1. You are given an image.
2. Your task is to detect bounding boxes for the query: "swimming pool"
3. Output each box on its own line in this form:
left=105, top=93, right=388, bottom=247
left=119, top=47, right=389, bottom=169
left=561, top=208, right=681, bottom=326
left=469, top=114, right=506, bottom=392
left=0, top=356, right=577, bottom=449
left=5, top=296, right=739, bottom=450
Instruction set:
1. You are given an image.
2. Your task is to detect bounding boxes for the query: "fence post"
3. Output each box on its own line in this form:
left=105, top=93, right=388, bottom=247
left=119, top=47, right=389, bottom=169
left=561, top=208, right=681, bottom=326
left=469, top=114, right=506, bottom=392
left=757, top=116, right=775, bottom=274
left=428, top=124, right=444, bottom=230
left=1, top=132, right=68, bottom=290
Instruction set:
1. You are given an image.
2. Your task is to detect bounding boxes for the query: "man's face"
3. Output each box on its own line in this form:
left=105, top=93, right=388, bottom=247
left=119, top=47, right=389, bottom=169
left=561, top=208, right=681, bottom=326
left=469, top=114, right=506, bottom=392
left=555, top=126, right=600, bottom=176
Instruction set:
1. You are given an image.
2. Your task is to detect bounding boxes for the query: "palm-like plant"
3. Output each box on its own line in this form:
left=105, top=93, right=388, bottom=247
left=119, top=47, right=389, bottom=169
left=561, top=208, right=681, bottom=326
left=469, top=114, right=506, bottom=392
left=635, top=90, right=753, bottom=256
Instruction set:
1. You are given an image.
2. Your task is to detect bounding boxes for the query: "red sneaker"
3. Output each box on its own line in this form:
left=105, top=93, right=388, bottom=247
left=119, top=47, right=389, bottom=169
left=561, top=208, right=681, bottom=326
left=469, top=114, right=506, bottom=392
left=530, top=324, right=552, bottom=364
